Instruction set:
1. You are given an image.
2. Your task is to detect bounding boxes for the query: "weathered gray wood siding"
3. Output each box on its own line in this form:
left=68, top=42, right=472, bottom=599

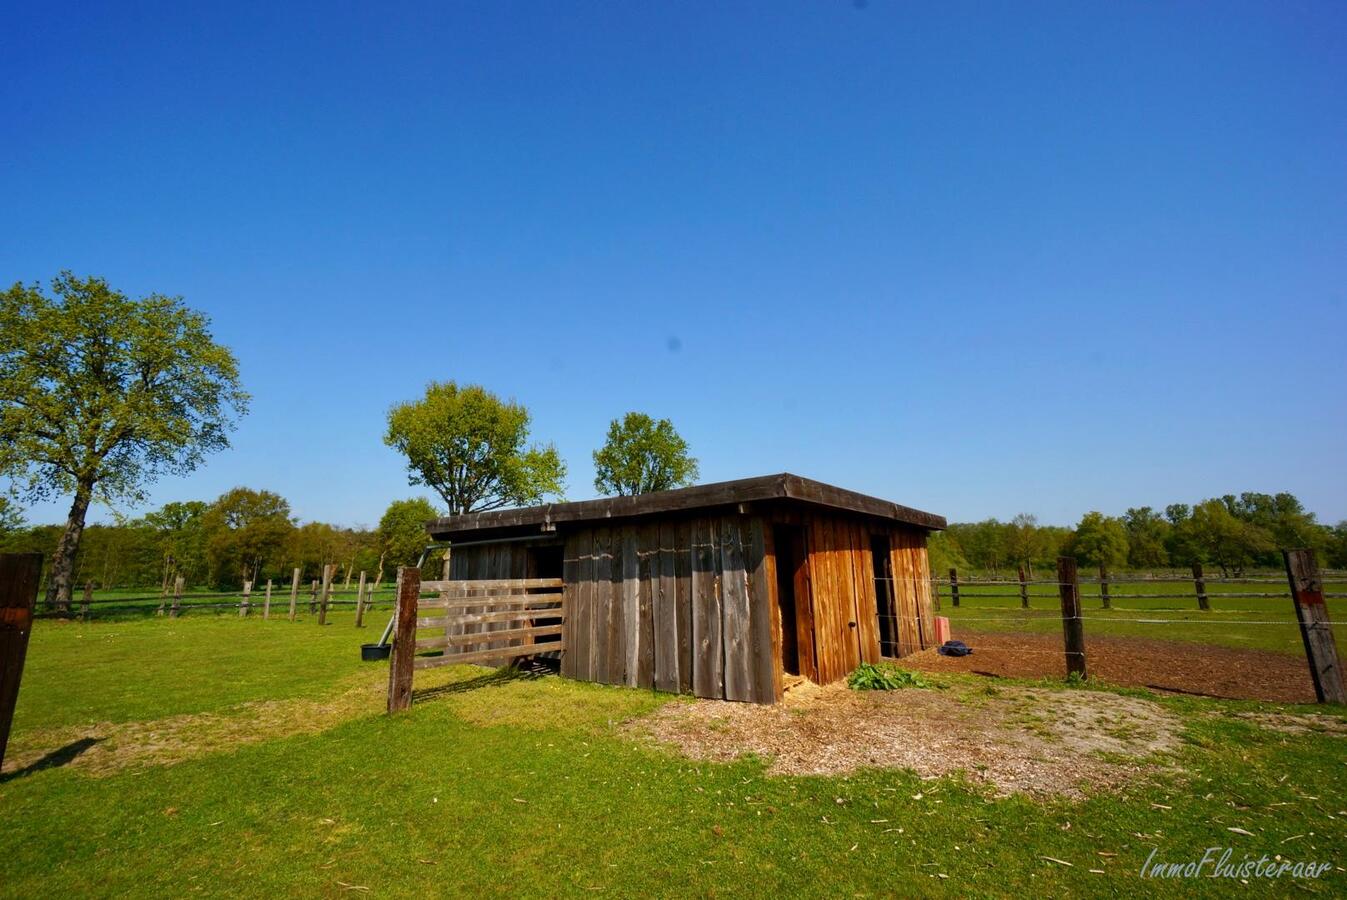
left=561, top=514, right=780, bottom=704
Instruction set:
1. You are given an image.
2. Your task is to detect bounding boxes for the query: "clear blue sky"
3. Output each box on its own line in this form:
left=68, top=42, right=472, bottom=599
left=3, top=1, right=1345, bottom=528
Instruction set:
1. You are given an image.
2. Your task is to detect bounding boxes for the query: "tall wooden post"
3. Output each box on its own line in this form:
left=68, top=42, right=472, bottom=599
left=387, top=566, right=420, bottom=713
left=288, top=568, right=300, bottom=622
left=1017, top=565, right=1029, bottom=609
left=171, top=576, right=184, bottom=618
left=81, top=582, right=92, bottom=621
left=354, top=571, right=367, bottom=628
left=1284, top=549, right=1345, bottom=705
left=263, top=579, right=274, bottom=619
left=948, top=568, right=960, bottom=608
left=1099, top=563, right=1111, bottom=610
left=1057, top=556, right=1087, bottom=679
left=317, top=564, right=334, bottom=626
left=1192, top=562, right=1210, bottom=611
left=239, top=580, right=253, bottom=617
left=1, top=553, right=42, bottom=769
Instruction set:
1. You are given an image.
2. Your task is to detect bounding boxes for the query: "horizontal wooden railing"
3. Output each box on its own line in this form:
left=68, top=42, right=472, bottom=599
left=410, top=577, right=565, bottom=672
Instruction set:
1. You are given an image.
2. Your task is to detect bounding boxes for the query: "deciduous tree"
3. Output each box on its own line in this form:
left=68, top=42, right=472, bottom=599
left=384, top=382, right=565, bottom=515
left=0, top=273, right=247, bottom=608
left=202, top=488, right=294, bottom=586
left=592, top=412, right=699, bottom=496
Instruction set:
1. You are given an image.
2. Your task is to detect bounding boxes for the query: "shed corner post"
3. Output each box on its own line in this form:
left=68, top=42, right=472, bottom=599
left=387, top=566, right=421, bottom=713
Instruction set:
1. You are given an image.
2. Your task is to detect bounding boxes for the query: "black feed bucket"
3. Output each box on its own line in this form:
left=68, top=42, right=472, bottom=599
left=361, top=643, right=391, bottom=662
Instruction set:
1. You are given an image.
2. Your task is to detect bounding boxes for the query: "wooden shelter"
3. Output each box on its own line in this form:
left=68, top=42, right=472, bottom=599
left=424, top=473, right=945, bottom=704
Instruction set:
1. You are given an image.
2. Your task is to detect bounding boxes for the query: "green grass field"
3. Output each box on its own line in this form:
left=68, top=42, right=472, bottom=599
left=2, top=611, right=1344, bottom=897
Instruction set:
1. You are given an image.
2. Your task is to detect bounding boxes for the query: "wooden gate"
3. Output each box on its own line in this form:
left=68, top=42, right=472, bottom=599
left=409, top=576, right=565, bottom=671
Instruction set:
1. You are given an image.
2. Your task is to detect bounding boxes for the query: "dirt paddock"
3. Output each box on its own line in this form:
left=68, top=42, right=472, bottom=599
left=901, top=629, right=1317, bottom=703
left=630, top=680, right=1185, bottom=797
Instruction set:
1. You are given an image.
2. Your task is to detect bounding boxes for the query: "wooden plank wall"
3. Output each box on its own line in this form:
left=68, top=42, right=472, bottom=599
left=888, top=528, right=936, bottom=655
left=562, top=514, right=779, bottom=703
left=790, top=514, right=936, bottom=683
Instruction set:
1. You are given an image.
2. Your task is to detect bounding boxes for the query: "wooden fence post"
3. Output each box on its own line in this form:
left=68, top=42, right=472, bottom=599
left=1, top=553, right=42, bottom=769
left=1192, top=562, right=1210, bottom=611
left=239, top=580, right=253, bottom=617
left=81, top=582, right=92, bottom=621
left=171, top=576, right=183, bottom=618
left=309, top=579, right=318, bottom=614
left=1017, top=565, right=1029, bottom=609
left=948, top=568, right=960, bottom=608
left=931, top=575, right=941, bottom=612
left=387, top=566, right=420, bottom=712
left=1284, top=549, right=1345, bottom=705
left=355, top=571, right=367, bottom=628
left=288, top=568, right=300, bottom=622
left=1057, top=556, right=1087, bottom=679
left=317, top=564, right=334, bottom=626
left=1099, top=563, right=1111, bottom=610
left=263, top=579, right=273, bottom=619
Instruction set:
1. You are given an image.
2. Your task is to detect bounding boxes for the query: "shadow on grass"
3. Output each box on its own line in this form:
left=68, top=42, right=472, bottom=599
left=1, top=737, right=103, bottom=783
left=411, top=659, right=557, bottom=703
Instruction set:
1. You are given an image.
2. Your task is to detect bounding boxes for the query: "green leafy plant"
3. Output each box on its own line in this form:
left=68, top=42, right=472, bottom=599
left=847, top=662, right=930, bottom=691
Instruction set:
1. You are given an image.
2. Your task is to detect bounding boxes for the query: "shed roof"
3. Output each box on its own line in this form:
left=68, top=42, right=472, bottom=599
left=425, top=473, right=945, bottom=540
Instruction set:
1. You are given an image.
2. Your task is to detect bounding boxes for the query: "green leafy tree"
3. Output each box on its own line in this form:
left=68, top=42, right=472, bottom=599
left=1222, top=492, right=1325, bottom=563
left=384, top=382, right=565, bottom=515
left=377, top=497, right=443, bottom=582
left=1004, top=513, right=1040, bottom=574
left=0, top=273, right=247, bottom=608
left=592, top=412, right=699, bottom=496
left=1326, top=522, right=1347, bottom=569
left=0, top=495, right=23, bottom=534
left=140, top=500, right=209, bottom=589
left=1122, top=507, right=1171, bottom=569
left=1177, top=498, right=1275, bottom=577
left=202, top=488, right=294, bottom=586
left=1069, top=512, right=1130, bottom=569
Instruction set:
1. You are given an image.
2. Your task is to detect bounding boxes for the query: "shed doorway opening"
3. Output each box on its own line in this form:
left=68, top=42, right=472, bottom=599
left=773, top=526, right=814, bottom=678
left=871, top=534, right=900, bottom=658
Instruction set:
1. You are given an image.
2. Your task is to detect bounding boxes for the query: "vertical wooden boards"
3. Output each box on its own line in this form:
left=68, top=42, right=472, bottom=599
left=654, top=522, right=679, bottom=693
left=561, top=535, right=584, bottom=680
left=720, top=517, right=752, bottom=701
left=691, top=518, right=723, bottom=699
left=610, top=530, right=628, bottom=683
left=0, top=553, right=41, bottom=769
left=889, top=532, right=918, bottom=656
left=851, top=523, right=881, bottom=665
left=913, top=534, right=935, bottom=648
left=621, top=530, right=641, bottom=687
left=888, top=529, right=935, bottom=654
left=675, top=519, right=694, bottom=696
left=745, top=518, right=778, bottom=703
left=634, top=523, right=657, bottom=689
left=591, top=528, right=610, bottom=683
left=791, top=529, right=818, bottom=683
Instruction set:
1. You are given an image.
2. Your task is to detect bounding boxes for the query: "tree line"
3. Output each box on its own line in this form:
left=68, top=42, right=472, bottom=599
left=0, top=490, right=446, bottom=593
left=931, top=493, right=1347, bottom=577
